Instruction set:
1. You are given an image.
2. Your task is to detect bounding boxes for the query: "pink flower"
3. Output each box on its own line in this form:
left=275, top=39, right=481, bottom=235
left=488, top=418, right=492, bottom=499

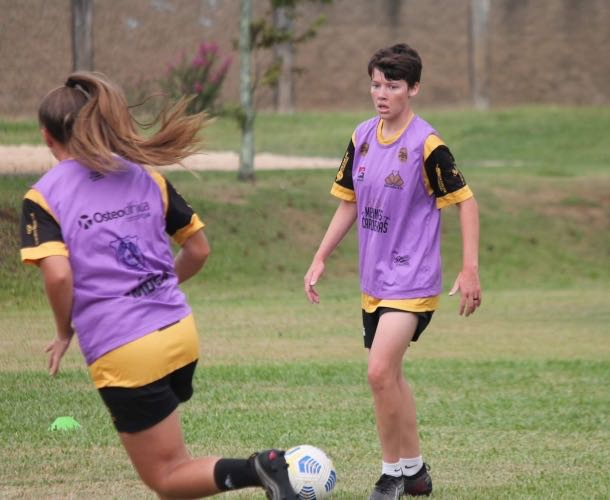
left=192, top=55, right=207, bottom=68
left=193, top=82, right=204, bottom=93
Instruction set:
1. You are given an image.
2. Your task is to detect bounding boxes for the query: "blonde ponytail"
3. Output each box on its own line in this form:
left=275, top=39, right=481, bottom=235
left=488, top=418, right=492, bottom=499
left=39, top=71, right=206, bottom=173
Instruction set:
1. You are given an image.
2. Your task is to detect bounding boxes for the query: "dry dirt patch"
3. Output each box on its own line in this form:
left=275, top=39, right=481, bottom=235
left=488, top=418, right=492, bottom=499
left=0, top=145, right=337, bottom=174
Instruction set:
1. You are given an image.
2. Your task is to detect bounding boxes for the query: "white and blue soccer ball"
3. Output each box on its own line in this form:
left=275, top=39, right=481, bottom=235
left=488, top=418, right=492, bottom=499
left=285, top=444, right=337, bottom=499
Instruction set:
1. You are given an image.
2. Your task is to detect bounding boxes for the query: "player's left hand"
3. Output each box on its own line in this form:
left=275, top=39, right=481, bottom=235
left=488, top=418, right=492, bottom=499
left=449, top=267, right=481, bottom=317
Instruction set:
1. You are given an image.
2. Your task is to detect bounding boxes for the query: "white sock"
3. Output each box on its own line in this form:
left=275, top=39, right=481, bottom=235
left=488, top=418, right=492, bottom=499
left=400, top=456, right=423, bottom=477
left=382, top=461, right=402, bottom=477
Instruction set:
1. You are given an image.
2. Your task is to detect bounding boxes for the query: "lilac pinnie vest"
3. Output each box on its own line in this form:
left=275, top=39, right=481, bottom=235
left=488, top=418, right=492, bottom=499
left=352, top=115, right=442, bottom=299
left=34, top=159, right=191, bottom=364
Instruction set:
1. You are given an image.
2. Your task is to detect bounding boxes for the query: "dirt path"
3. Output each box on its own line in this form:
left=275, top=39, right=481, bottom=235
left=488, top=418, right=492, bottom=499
left=0, top=145, right=338, bottom=174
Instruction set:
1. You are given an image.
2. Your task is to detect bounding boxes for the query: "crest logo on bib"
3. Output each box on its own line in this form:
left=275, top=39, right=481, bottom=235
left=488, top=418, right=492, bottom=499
left=384, top=170, right=404, bottom=189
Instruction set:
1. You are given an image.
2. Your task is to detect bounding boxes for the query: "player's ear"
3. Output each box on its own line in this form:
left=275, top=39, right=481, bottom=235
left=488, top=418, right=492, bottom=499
left=408, top=82, right=420, bottom=98
left=41, top=128, right=54, bottom=148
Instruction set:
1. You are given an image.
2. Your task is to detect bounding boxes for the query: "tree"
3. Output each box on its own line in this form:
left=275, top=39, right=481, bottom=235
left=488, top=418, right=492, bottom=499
left=469, top=0, right=491, bottom=110
left=236, top=0, right=330, bottom=181
left=273, top=3, right=294, bottom=113
left=71, top=0, right=93, bottom=71
left=238, top=0, right=255, bottom=181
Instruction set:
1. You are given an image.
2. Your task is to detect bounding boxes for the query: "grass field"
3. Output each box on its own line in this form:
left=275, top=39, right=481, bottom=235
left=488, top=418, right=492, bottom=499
left=0, top=107, right=609, bottom=499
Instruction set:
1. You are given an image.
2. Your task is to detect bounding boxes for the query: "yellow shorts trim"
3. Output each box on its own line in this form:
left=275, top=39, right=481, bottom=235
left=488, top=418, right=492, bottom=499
left=361, top=293, right=439, bottom=313
left=89, top=314, right=199, bottom=388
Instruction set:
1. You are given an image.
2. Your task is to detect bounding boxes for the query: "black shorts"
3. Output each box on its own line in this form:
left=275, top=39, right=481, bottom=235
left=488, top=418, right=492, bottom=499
left=98, top=361, right=197, bottom=433
left=362, top=307, right=433, bottom=349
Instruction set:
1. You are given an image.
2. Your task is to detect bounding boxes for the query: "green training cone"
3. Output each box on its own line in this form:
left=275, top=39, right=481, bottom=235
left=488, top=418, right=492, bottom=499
left=49, top=416, right=81, bottom=431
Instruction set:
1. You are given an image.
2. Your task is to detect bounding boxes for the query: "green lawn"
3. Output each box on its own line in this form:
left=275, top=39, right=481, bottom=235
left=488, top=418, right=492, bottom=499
left=0, top=107, right=609, bottom=498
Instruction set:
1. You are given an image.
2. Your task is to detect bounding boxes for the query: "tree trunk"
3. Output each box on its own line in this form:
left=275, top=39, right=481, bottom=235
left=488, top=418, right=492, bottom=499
left=469, top=0, right=490, bottom=110
left=238, top=0, right=255, bottom=181
left=273, top=5, right=294, bottom=114
left=71, top=0, right=93, bottom=71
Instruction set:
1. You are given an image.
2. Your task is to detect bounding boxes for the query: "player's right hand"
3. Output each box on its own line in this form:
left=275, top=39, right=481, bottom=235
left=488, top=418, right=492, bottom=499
left=304, top=260, right=325, bottom=304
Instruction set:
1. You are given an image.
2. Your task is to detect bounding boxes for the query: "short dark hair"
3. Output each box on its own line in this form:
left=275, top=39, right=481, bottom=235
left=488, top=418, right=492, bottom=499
left=367, top=43, right=422, bottom=87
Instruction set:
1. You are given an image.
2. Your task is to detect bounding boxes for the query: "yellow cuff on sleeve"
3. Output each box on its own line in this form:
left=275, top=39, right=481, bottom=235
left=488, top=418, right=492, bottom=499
left=21, top=241, right=69, bottom=266
left=172, top=214, right=205, bottom=246
left=330, top=183, right=356, bottom=202
left=436, top=185, right=473, bottom=209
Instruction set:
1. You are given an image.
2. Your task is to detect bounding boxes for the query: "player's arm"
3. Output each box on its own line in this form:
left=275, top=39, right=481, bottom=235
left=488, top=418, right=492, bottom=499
left=423, top=136, right=481, bottom=316
left=40, top=255, right=75, bottom=375
left=450, top=197, right=481, bottom=316
left=152, top=173, right=210, bottom=283
left=20, top=190, right=74, bottom=374
left=304, top=200, right=358, bottom=304
left=305, top=137, right=358, bottom=303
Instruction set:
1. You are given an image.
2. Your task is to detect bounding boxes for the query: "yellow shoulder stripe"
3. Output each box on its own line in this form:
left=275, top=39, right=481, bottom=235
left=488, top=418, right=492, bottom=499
left=148, top=171, right=169, bottom=215
left=424, top=135, right=446, bottom=161
left=24, top=189, right=59, bottom=224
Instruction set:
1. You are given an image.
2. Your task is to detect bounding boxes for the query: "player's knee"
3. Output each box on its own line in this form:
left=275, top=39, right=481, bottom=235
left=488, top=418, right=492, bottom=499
left=367, top=364, right=395, bottom=392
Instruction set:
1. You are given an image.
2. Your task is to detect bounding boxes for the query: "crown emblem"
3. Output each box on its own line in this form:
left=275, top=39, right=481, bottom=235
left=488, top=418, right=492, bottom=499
left=384, top=170, right=404, bottom=189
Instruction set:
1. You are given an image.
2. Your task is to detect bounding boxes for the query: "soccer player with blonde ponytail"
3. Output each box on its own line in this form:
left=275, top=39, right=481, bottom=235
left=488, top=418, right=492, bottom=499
left=22, top=72, right=297, bottom=499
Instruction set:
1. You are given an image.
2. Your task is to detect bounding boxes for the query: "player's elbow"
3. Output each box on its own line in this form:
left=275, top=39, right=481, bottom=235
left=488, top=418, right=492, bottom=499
left=184, top=231, right=210, bottom=266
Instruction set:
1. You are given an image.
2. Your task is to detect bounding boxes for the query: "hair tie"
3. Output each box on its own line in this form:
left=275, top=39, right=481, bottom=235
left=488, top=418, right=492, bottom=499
left=66, top=79, right=91, bottom=99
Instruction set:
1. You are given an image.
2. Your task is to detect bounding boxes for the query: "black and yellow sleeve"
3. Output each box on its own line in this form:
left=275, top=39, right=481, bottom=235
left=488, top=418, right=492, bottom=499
left=149, top=172, right=205, bottom=245
left=330, top=137, right=356, bottom=202
left=20, top=189, right=69, bottom=265
left=423, top=135, right=473, bottom=209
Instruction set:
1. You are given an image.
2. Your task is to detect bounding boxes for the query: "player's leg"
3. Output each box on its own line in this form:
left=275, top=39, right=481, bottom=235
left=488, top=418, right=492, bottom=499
left=367, top=310, right=418, bottom=499
left=119, top=408, right=220, bottom=497
left=120, top=409, right=297, bottom=499
left=396, top=312, right=434, bottom=497
left=368, top=310, right=419, bottom=461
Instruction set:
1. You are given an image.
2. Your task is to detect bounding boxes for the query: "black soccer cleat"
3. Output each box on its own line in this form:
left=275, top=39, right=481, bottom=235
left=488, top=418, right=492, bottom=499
left=403, top=463, right=432, bottom=496
left=369, top=474, right=404, bottom=500
left=253, top=449, right=299, bottom=500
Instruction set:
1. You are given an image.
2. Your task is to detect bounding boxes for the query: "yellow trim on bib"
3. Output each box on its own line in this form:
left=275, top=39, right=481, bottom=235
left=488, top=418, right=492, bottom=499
left=361, top=293, right=439, bottom=313
left=89, top=314, right=199, bottom=388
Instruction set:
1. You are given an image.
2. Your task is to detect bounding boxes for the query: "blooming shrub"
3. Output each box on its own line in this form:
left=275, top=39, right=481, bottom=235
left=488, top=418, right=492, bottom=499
left=161, top=41, right=232, bottom=115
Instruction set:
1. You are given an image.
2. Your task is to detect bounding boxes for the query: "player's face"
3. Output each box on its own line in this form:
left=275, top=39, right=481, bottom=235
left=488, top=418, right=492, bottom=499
left=370, top=68, right=417, bottom=124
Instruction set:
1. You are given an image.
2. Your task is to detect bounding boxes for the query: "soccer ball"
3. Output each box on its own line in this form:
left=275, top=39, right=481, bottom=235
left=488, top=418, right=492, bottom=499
left=285, top=444, right=337, bottom=499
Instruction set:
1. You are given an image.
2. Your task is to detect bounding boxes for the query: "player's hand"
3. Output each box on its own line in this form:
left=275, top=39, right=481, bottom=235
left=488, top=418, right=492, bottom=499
left=45, top=330, right=73, bottom=376
left=449, top=267, right=481, bottom=317
left=304, top=260, right=325, bottom=304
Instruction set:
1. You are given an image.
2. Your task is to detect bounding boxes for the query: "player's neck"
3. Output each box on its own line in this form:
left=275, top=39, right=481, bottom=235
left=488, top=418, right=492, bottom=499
left=381, top=110, right=415, bottom=139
